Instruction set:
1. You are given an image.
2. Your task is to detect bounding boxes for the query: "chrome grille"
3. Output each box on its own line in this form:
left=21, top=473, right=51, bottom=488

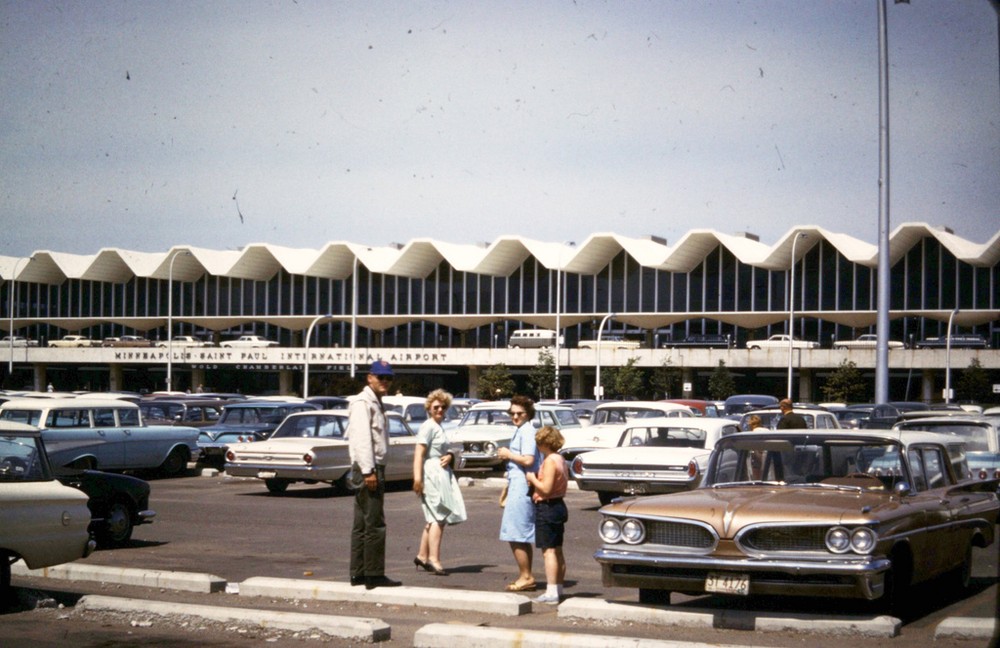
left=645, top=520, right=714, bottom=549
left=740, top=526, right=828, bottom=552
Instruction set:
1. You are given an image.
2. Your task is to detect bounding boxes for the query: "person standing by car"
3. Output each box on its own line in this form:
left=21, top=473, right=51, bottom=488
left=347, top=360, right=401, bottom=590
left=776, top=398, right=807, bottom=429
left=525, top=425, right=569, bottom=604
left=412, top=388, right=466, bottom=576
left=496, top=395, right=541, bottom=592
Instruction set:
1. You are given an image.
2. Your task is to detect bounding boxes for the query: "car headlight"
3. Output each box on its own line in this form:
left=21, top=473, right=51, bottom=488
left=599, top=518, right=622, bottom=543
left=825, top=527, right=851, bottom=553
left=484, top=441, right=497, bottom=454
left=571, top=456, right=584, bottom=476
left=621, top=518, right=646, bottom=545
left=850, top=527, right=877, bottom=554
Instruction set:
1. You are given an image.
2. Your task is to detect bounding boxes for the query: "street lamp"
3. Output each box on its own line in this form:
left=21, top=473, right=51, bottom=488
left=944, top=307, right=959, bottom=404
left=166, top=250, right=192, bottom=392
left=593, top=313, right=616, bottom=401
left=7, top=257, right=28, bottom=375
left=787, top=232, right=808, bottom=400
left=554, top=241, right=575, bottom=400
left=304, top=314, right=334, bottom=398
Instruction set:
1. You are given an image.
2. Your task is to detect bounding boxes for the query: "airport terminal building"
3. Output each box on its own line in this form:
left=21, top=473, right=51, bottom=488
left=2, top=222, right=998, bottom=400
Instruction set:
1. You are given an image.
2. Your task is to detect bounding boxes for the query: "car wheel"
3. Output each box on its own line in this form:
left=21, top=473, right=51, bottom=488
left=638, top=588, right=671, bottom=605
left=265, top=478, right=290, bottom=494
left=158, top=448, right=188, bottom=477
left=948, top=543, right=973, bottom=593
left=97, top=499, right=134, bottom=547
left=597, top=492, right=616, bottom=506
left=748, top=345, right=760, bottom=350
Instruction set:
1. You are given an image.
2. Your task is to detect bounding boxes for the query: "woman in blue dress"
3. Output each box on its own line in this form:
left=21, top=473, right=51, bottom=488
left=412, top=389, right=466, bottom=575
left=497, top=395, right=541, bottom=591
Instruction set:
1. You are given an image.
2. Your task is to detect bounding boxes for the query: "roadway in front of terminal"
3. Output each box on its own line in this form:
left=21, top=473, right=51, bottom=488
left=3, top=468, right=998, bottom=647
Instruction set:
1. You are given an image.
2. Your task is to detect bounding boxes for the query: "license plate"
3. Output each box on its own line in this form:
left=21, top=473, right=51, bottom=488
left=257, top=470, right=277, bottom=479
left=705, top=572, right=749, bottom=596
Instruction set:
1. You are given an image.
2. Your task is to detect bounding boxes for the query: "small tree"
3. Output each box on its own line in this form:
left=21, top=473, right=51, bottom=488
left=707, top=360, right=736, bottom=400
left=651, top=357, right=683, bottom=399
left=528, top=349, right=556, bottom=400
left=821, top=359, right=866, bottom=403
left=957, top=358, right=991, bottom=404
left=479, top=363, right=516, bottom=400
left=605, top=357, right=644, bottom=400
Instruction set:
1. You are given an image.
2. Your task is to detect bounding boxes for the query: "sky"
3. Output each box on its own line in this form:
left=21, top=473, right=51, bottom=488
left=1, top=0, right=998, bottom=259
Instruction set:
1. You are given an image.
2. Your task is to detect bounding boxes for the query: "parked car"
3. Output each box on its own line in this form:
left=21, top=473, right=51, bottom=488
left=197, top=400, right=320, bottom=465
left=0, top=398, right=199, bottom=476
left=47, top=335, right=97, bottom=348
left=304, top=396, right=351, bottom=410
left=0, top=422, right=96, bottom=599
left=893, top=415, right=1000, bottom=481
left=383, top=395, right=464, bottom=430
left=224, top=410, right=418, bottom=493
left=661, top=334, right=732, bottom=349
left=219, top=335, right=279, bottom=348
left=55, top=468, right=154, bottom=547
left=1, top=336, right=38, bottom=348
left=571, top=417, right=740, bottom=504
left=914, top=334, right=989, bottom=349
left=594, top=429, right=999, bottom=611
left=138, top=399, right=227, bottom=427
left=450, top=401, right=582, bottom=469
left=746, top=335, right=819, bottom=350
left=737, top=405, right=842, bottom=430
left=560, top=401, right=695, bottom=461
left=661, top=399, right=720, bottom=417
left=156, top=335, right=214, bottom=348
left=833, top=334, right=905, bottom=350
left=102, top=335, right=152, bottom=348
left=578, top=336, right=641, bottom=350
left=723, top=394, right=780, bottom=417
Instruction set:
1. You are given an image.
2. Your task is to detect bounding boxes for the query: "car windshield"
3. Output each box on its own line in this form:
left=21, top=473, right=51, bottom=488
left=708, top=436, right=907, bottom=490
left=620, top=426, right=708, bottom=448
left=219, top=407, right=271, bottom=424
left=592, top=407, right=667, bottom=425
left=0, top=435, right=46, bottom=481
left=459, top=408, right=513, bottom=426
left=271, top=414, right=347, bottom=439
left=0, top=409, right=43, bottom=426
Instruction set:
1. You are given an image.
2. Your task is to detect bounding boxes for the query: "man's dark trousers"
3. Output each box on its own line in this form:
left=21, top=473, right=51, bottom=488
left=350, top=464, right=386, bottom=579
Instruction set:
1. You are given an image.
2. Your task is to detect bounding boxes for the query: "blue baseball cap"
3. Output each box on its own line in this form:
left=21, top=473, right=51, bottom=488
left=369, top=360, right=394, bottom=377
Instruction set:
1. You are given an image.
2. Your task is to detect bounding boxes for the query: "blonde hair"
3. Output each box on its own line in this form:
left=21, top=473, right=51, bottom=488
left=535, top=425, right=564, bottom=452
left=748, top=415, right=762, bottom=430
left=424, top=388, right=453, bottom=412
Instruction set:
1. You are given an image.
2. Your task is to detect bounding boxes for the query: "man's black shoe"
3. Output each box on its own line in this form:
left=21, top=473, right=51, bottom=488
left=365, top=576, right=402, bottom=590
left=350, top=575, right=365, bottom=586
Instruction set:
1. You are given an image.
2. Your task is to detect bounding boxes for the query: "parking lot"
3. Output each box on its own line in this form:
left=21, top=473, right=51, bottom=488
left=4, top=467, right=999, bottom=647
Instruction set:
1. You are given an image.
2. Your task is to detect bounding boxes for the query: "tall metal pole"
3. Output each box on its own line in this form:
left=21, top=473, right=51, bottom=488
left=593, top=313, right=616, bottom=401
left=875, top=0, right=893, bottom=405
left=304, top=314, right=333, bottom=398
left=7, top=257, right=28, bottom=376
left=166, top=250, right=190, bottom=392
left=553, top=241, right=574, bottom=401
left=787, top=233, right=807, bottom=400
left=350, top=255, right=359, bottom=380
left=944, top=308, right=959, bottom=404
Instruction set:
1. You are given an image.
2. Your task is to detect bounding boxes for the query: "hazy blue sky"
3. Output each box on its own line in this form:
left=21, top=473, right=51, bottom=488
left=2, top=0, right=998, bottom=257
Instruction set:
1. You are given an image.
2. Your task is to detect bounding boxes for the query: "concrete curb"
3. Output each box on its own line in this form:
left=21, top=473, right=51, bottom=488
left=935, top=617, right=998, bottom=640
left=12, top=561, right=226, bottom=593
left=557, top=597, right=901, bottom=638
left=239, top=576, right=533, bottom=616
left=412, top=622, right=754, bottom=647
left=75, top=594, right=391, bottom=642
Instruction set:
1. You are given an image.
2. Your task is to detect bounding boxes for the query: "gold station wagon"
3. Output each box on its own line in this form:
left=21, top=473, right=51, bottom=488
left=595, top=430, right=999, bottom=612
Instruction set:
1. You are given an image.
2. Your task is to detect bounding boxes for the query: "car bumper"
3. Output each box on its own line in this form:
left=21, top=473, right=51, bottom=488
left=225, top=462, right=350, bottom=482
left=595, top=547, right=892, bottom=600
left=575, top=476, right=698, bottom=496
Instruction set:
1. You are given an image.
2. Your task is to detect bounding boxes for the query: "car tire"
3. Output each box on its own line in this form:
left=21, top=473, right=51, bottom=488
left=265, top=478, right=290, bottom=494
left=97, top=499, right=135, bottom=547
left=158, top=448, right=188, bottom=477
left=948, top=543, right=973, bottom=593
left=597, top=492, right=617, bottom=506
left=748, top=345, right=760, bottom=350
left=638, top=588, right=671, bottom=605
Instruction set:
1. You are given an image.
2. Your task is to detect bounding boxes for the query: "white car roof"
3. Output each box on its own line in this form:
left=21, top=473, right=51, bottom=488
left=1, top=397, right=139, bottom=410
left=620, top=417, right=737, bottom=433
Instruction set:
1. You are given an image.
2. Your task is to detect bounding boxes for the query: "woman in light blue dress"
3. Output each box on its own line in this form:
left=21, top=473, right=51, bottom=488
left=497, top=395, right=541, bottom=591
left=412, top=389, right=466, bottom=576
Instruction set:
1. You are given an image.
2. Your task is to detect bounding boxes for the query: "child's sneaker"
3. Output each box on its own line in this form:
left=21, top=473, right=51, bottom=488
left=534, top=592, right=560, bottom=604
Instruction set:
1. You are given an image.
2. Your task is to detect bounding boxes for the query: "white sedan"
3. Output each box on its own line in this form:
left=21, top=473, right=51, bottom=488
left=156, top=336, right=214, bottom=348
left=746, top=335, right=819, bottom=350
left=833, top=334, right=904, bottom=350
left=219, top=335, right=279, bottom=348
left=560, top=401, right=695, bottom=461
left=1, top=336, right=38, bottom=348
left=569, top=417, right=741, bottom=505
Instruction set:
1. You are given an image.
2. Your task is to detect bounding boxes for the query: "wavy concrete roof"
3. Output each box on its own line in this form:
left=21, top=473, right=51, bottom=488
left=2, top=222, right=997, bottom=286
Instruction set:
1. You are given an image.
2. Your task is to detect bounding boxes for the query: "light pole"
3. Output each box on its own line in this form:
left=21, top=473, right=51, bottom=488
left=304, top=314, right=334, bottom=398
left=166, top=250, right=191, bottom=392
left=787, top=232, right=808, bottom=400
left=554, top=241, right=575, bottom=400
left=944, top=307, right=959, bottom=404
left=7, top=257, right=28, bottom=376
left=593, top=313, right=616, bottom=401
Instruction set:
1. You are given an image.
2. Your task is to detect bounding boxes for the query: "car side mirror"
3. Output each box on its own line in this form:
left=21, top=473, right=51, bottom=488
left=893, top=481, right=911, bottom=496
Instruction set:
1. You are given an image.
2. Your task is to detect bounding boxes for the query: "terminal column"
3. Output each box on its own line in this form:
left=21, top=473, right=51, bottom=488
left=798, top=369, right=814, bottom=403
left=279, top=369, right=294, bottom=396
left=32, top=364, right=47, bottom=391
left=109, top=364, right=124, bottom=391
left=468, top=365, right=479, bottom=399
left=921, top=369, right=936, bottom=403
left=571, top=366, right=585, bottom=399
left=682, top=367, right=694, bottom=397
